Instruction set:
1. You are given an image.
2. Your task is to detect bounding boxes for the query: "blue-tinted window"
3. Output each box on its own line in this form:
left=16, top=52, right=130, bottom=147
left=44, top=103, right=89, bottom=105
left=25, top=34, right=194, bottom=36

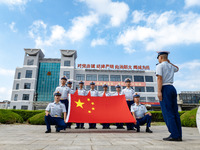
left=63, top=71, right=70, bottom=79
left=14, top=94, right=18, bottom=101
left=36, top=62, right=60, bottom=102
left=146, top=87, right=154, bottom=92
left=98, top=75, right=109, bottom=81
left=145, top=76, right=153, bottom=82
left=17, top=72, right=21, bottom=79
left=16, top=83, right=19, bottom=90
left=64, top=61, right=70, bottom=66
left=76, top=74, right=85, bottom=81
left=24, top=83, right=31, bottom=89
left=22, top=94, right=29, bottom=100
left=86, top=74, right=97, bottom=81
left=110, top=75, right=121, bottom=81
left=122, top=75, right=132, bottom=82
left=135, top=86, right=145, bottom=92
left=134, top=76, right=144, bottom=82
left=25, top=70, right=32, bottom=78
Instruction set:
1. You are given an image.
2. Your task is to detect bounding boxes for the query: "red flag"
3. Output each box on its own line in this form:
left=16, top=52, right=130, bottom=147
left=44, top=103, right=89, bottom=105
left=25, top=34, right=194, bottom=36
left=66, top=93, right=136, bottom=123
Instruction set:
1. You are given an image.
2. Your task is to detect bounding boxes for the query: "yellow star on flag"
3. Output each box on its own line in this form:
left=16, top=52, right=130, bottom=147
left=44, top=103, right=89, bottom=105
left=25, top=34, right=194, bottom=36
left=75, top=99, right=84, bottom=109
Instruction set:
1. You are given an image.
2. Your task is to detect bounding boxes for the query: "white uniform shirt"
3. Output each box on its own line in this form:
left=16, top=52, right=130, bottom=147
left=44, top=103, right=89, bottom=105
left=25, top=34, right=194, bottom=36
left=156, top=61, right=178, bottom=85
left=55, top=85, right=70, bottom=100
left=78, top=88, right=87, bottom=96
left=131, top=103, right=148, bottom=119
left=112, top=92, right=122, bottom=96
left=89, top=89, right=99, bottom=96
left=121, top=87, right=135, bottom=101
left=100, top=91, right=111, bottom=97
left=45, top=102, right=66, bottom=117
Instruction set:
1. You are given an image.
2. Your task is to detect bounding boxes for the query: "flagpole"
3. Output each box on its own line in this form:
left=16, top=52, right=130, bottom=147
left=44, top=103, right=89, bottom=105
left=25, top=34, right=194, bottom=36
left=66, top=94, right=71, bottom=122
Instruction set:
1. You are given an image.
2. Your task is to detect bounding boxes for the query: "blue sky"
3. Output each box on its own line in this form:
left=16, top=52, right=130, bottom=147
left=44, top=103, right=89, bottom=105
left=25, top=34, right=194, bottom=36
left=0, top=0, right=200, bottom=100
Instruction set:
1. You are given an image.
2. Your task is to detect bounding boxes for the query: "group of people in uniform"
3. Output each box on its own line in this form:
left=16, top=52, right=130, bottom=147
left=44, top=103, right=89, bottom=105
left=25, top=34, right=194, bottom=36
left=44, top=77, right=153, bottom=133
left=44, top=51, right=182, bottom=142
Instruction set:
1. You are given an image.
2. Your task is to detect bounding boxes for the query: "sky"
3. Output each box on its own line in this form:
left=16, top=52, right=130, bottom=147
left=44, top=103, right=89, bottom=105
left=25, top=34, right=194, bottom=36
left=0, top=0, right=200, bottom=101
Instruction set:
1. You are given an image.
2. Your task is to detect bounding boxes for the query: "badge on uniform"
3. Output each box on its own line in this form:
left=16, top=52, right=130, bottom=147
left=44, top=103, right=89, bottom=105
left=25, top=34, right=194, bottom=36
left=55, top=115, right=58, bottom=117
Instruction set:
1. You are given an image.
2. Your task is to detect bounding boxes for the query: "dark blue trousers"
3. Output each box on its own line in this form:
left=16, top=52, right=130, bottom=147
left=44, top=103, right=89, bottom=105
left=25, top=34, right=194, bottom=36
left=160, top=85, right=182, bottom=139
left=135, top=114, right=152, bottom=129
left=45, top=115, right=67, bottom=131
left=102, top=123, right=110, bottom=128
left=116, top=123, right=124, bottom=128
left=60, top=99, right=72, bottom=128
left=89, top=123, right=96, bottom=128
left=126, top=101, right=134, bottom=130
left=76, top=123, right=84, bottom=128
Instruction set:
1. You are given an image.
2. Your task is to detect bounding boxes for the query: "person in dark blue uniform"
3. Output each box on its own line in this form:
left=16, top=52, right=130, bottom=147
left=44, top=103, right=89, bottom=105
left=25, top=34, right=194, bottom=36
left=113, top=84, right=125, bottom=129
left=45, top=91, right=67, bottom=133
left=75, top=81, right=87, bottom=129
left=88, top=81, right=99, bottom=129
left=121, top=78, right=135, bottom=130
left=101, top=84, right=111, bottom=129
left=156, top=51, right=182, bottom=141
left=131, top=93, right=153, bottom=133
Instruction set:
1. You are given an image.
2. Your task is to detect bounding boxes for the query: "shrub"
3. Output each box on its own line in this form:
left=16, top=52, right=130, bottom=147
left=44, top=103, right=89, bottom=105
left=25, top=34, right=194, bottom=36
left=0, top=109, right=23, bottom=124
left=181, top=108, right=197, bottom=127
left=11, top=109, right=44, bottom=121
left=28, top=112, right=45, bottom=125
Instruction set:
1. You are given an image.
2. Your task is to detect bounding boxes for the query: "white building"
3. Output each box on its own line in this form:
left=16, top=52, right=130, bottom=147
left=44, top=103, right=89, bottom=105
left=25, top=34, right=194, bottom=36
left=10, top=49, right=158, bottom=110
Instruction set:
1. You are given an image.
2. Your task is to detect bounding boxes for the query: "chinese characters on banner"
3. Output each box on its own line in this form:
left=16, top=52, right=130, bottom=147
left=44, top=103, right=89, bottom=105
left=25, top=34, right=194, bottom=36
left=77, top=64, right=150, bottom=70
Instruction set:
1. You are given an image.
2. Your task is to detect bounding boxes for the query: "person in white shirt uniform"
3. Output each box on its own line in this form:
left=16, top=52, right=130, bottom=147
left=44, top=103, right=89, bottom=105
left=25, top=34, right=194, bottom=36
left=88, top=81, right=98, bottom=129
left=113, top=84, right=125, bottom=129
left=75, top=81, right=87, bottom=129
left=121, top=78, right=135, bottom=131
left=131, top=93, right=153, bottom=133
left=101, top=84, right=111, bottom=129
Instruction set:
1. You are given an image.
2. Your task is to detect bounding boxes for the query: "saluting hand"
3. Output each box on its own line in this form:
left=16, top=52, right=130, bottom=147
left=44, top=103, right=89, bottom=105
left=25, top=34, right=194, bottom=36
left=158, top=92, right=162, bottom=101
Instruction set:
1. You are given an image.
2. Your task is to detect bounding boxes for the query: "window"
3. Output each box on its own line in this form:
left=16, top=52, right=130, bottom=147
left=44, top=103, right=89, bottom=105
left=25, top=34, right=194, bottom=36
left=98, top=86, right=103, bottom=91
left=24, top=83, right=31, bottom=89
left=14, top=94, right=18, bottom=101
left=76, top=74, right=85, bottom=81
left=146, top=87, right=154, bottom=92
left=122, top=75, right=132, bottom=82
left=27, top=59, right=34, bottom=65
left=21, top=105, right=28, bottom=110
left=147, top=97, right=156, bottom=102
left=86, top=74, right=97, bottom=81
left=140, top=97, right=146, bottom=102
left=110, top=75, right=121, bottom=81
left=111, top=86, right=116, bottom=92
left=86, top=85, right=97, bottom=90
left=135, top=86, right=145, bottom=92
left=25, top=70, right=32, bottom=78
left=16, top=83, right=19, bottom=90
left=145, top=76, right=153, bottom=82
left=98, top=75, right=109, bottom=81
left=64, top=61, right=70, bottom=66
left=13, top=106, right=16, bottom=109
left=134, top=76, right=144, bottom=82
left=17, top=72, right=21, bottom=79
left=63, top=71, right=70, bottom=79
left=22, top=94, right=30, bottom=100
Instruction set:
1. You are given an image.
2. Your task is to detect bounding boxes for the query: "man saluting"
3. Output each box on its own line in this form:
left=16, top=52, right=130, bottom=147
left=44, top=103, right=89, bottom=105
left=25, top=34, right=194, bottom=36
left=156, top=51, right=182, bottom=141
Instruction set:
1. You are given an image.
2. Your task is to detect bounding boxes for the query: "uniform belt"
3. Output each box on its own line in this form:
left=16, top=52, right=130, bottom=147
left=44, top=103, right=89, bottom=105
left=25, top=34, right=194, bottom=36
left=136, top=117, right=142, bottom=119
left=126, top=99, right=133, bottom=101
left=60, top=98, right=68, bottom=100
left=162, top=83, right=173, bottom=86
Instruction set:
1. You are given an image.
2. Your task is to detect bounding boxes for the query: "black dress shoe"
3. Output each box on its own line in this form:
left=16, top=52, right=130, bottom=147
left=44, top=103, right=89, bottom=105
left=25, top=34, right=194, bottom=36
left=146, top=128, right=153, bottom=133
left=102, top=127, right=106, bottom=129
left=45, top=130, right=51, bottom=133
left=163, top=136, right=181, bottom=141
left=137, top=128, right=140, bottom=132
left=75, top=127, right=80, bottom=129
left=56, top=129, right=60, bottom=132
left=81, top=127, right=85, bottom=129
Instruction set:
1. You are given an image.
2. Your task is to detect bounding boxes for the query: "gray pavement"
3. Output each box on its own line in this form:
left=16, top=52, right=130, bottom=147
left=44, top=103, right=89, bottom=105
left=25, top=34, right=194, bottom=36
left=0, top=124, right=200, bottom=150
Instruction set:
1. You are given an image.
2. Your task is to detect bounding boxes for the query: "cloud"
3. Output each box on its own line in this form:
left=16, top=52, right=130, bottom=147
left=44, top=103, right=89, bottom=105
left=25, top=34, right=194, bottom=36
left=0, top=0, right=28, bottom=6
left=116, top=11, right=200, bottom=53
left=174, top=60, right=200, bottom=91
left=91, top=38, right=107, bottom=47
left=0, top=67, right=15, bottom=76
left=184, top=0, right=200, bottom=8
left=79, top=0, right=129, bottom=27
left=9, top=22, right=17, bottom=32
left=0, top=87, right=12, bottom=100
left=66, top=12, right=99, bottom=42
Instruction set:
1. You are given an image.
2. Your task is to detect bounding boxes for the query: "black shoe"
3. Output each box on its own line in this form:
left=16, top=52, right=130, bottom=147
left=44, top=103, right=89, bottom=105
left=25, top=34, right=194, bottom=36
left=107, top=127, right=111, bottom=129
left=66, top=126, right=71, bottom=129
left=137, top=128, right=140, bottom=132
left=163, top=136, right=182, bottom=142
left=117, top=127, right=125, bottom=129
left=75, top=127, right=80, bottom=129
left=102, top=127, right=106, bottom=129
left=146, top=128, right=153, bottom=133
left=81, top=127, right=85, bottom=129
left=45, top=130, right=51, bottom=133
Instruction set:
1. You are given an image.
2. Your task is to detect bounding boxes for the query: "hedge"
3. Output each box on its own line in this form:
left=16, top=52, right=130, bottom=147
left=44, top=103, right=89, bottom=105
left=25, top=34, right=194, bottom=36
left=28, top=112, right=45, bottom=125
left=181, top=108, right=197, bottom=127
left=10, top=109, right=44, bottom=121
left=0, top=109, right=23, bottom=124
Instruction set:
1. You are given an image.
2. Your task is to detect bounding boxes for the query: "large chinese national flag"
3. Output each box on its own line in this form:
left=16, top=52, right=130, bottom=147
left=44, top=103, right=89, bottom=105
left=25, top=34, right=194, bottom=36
left=66, top=91, right=136, bottom=123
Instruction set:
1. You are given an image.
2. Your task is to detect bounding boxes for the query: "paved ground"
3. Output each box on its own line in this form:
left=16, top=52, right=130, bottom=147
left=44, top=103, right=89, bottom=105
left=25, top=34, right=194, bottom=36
left=0, top=124, right=200, bottom=150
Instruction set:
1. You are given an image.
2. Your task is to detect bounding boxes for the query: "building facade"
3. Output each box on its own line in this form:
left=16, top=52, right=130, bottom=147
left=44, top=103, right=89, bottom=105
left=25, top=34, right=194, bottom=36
left=10, top=49, right=158, bottom=110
